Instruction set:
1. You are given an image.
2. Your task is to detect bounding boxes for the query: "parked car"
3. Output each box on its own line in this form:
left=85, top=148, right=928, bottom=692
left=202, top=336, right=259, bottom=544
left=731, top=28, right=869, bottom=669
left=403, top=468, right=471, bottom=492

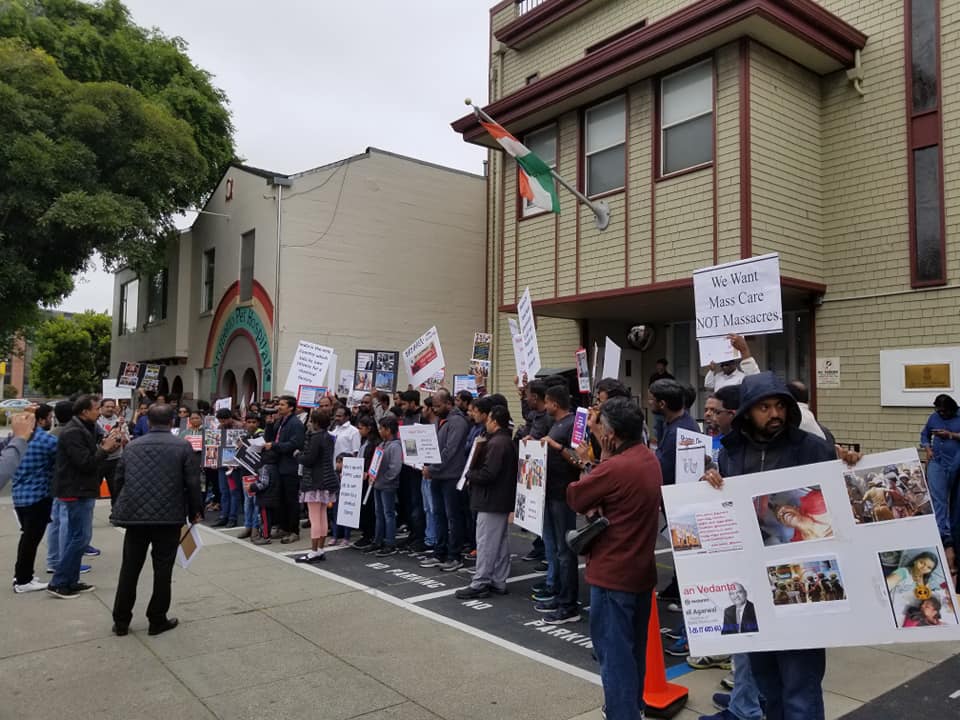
left=0, top=398, right=32, bottom=410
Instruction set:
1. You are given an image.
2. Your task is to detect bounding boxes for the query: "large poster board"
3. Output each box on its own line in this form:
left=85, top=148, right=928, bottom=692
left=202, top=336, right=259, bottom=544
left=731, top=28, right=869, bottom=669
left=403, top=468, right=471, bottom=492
left=516, top=288, right=542, bottom=378
left=403, top=326, right=446, bottom=389
left=115, top=361, right=165, bottom=391
left=693, top=253, right=782, bottom=339
left=515, top=438, right=547, bottom=537
left=336, top=457, right=364, bottom=529
left=353, top=350, right=400, bottom=394
left=508, top=318, right=526, bottom=381
left=661, top=450, right=960, bottom=656
left=283, top=340, right=334, bottom=394
left=398, top=423, right=442, bottom=465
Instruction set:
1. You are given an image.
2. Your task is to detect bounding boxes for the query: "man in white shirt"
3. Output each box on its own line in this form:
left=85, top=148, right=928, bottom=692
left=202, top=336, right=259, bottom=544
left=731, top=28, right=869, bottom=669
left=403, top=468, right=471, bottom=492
left=704, top=335, right=761, bottom=391
left=330, top=406, right=361, bottom=467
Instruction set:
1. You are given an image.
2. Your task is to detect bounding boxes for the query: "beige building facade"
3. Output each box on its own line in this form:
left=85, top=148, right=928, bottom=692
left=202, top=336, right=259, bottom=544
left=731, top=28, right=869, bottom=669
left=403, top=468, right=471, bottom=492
left=110, top=148, right=485, bottom=403
left=453, top=0, right=957, bottom=451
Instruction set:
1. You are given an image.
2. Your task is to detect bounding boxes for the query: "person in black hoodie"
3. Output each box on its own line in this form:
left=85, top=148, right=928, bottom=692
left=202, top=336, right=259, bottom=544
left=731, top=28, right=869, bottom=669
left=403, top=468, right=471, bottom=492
left=455, top=406, right=517, bottom=599
left=262, top=395, right=305, bottom=543
left=294, top=409, right=339, bottom=563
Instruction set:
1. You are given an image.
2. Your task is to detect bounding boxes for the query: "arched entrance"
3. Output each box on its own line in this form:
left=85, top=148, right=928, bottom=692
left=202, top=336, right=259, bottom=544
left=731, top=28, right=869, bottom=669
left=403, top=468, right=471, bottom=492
left=220, top=370, right=238, bottom=403
left=241, top=368, right=258, bottom=404
left=158, top=375, right=170, bottom=399
left=171, top=375, right=183, bottom=401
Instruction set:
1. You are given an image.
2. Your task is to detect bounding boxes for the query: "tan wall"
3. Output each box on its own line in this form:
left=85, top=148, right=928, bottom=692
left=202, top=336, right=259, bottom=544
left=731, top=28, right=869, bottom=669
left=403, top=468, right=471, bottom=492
left=716, top=44, right=741, bottom=263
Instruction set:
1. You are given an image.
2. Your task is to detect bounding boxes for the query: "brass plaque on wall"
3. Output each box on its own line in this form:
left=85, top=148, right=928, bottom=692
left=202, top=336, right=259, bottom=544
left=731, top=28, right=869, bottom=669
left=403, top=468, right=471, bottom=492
left=904, top=363, right=951, bottom=389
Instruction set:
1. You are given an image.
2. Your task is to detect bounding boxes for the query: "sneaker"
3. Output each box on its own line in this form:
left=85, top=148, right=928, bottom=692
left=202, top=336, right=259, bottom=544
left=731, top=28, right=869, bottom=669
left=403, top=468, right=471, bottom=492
left=69, top=582, right=96, bottom=594
left=720, top=672, right=735, bottom=690
left=521, top=549, right=544, bottom=562
left=280, top=533, right=300, bottom=544
left=362, top=543, right=383, bottom=555
left=543, top=607, right=581, bottom=625
left=375, top=546, right=398, bottom=557
left=83, top=545, right=101, bottom=557
left=712, top=693, right=731, bottom=711
left=664, top=636, right=689, bottom=657
left=536, top=560, right=548, bottom=572
left=531, top=588, right=557, bottom=602
left=440, top=560, right=462, bottom=572
left=531, top=581, right=551, bottom=594
left=225, top=520, right=237, bottom=529
left=661, top=625, right=684, bottom=641
left=46, top=585, right=78, bottom=599
left=462, top=549, right=477, bottom=561
left=687, top=655, right=732, bottom=670
left=698, top=710, right=736, bottom=720
left=534, top=599, right=558, bottom=613
left=295, top=552, right=325, bottom=563
left=79, top=564, right=92, bottom=574
left=13, top=579, right=48, bottom=593
left=419, top=556, right=443, bottom=568
left=405, top=540, right=427, bottom=554
left=455, top=585, right=491, bottom=599
left=666, top=601, right=682, bottom=613
left=352, top=538, right=374, bottom=550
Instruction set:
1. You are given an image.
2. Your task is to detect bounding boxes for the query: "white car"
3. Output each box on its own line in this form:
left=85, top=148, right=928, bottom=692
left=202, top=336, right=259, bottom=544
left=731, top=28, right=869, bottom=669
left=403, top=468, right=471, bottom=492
left=0, top=398, right=32, bottom=410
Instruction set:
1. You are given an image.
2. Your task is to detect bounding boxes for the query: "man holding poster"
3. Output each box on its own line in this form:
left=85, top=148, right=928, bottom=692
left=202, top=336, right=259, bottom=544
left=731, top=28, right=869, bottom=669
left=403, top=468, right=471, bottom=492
left=703, top=373, right=836, bottom=720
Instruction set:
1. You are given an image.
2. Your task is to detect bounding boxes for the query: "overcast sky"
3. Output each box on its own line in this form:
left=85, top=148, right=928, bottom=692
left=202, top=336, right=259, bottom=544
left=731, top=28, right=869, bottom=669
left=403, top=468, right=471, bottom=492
left=58, top=0, right=493, bottom=313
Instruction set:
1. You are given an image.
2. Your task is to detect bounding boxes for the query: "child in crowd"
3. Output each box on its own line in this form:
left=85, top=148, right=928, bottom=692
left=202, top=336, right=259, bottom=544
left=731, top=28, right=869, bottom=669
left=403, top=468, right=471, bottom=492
left=367, top=416, right=402, bottom=556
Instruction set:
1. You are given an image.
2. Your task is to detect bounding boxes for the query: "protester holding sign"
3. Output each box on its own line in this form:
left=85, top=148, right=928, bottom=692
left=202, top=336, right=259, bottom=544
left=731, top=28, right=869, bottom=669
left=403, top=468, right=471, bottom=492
left=369, top=416, right=403, bottom=556
left=262, top=396, right=305, bottom=544
left=350, top=416, right=381, bottom=550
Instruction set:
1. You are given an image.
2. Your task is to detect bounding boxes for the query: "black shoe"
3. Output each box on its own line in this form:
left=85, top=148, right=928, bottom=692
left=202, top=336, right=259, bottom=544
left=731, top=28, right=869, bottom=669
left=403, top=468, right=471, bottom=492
left=148, top=617, right=179, bottom=636
left=532, top=581, right=551, bottom=594
left=536, top=560, right=548, bottom=572
left=46, top=585, right=78, bottom=600
left=212, top=518, right=228, bottom=527
left=225, top=520, right=237, bottom=528
left=69, top=582, right=96, bottom=594
left=352, top=538, right=374, bottom=550
left=455, top=585, right=491, bottom=599
left=489, top=585, right=509, bottom=596
left=522, top=550, right=544, bottom=562
left=375, top=546, right=398, bottom=557
left=362, top=543, right=383, bottom=555
left=112, top=623, right=129, bottom=636
left=405, top=540, right=427, bottom=554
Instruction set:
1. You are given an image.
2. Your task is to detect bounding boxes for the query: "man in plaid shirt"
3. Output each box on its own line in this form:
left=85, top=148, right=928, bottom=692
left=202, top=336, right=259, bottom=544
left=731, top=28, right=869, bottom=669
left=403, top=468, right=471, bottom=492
left=11, top=404, right=58, bottom=594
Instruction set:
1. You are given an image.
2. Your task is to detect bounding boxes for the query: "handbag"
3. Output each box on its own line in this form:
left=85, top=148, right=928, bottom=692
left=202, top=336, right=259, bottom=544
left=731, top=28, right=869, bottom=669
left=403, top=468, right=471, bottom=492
left=565, top=514, right=610, bottom=555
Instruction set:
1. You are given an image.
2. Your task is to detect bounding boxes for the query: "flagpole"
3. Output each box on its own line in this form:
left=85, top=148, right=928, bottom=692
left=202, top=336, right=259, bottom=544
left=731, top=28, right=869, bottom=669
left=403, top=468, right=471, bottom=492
left=468, top=101, right=610, bottom=231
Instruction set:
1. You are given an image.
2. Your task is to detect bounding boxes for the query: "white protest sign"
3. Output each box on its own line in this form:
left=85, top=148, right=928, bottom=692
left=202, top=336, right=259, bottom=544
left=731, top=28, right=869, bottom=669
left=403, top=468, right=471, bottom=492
left=676, top=428, right=713, bottom=484
left=453, top=374, right=478, bottom=397
left=516, top=288, right=542, bottom=378
left=101, top=379, right=120, bottom=401
left=509, top=318, right=526, bottom=382
left=817, top=357, right=841, bottom=388
left=698, top=336, right=742, bottom=367
left=693, top=253, right=782, bottom=339
left=575, top=349, right=590, bottom=393
left=337, top=370, right=355, bottom=398
left=326, top=353, right=338, bottom=388
left=336, top=457, right=364, bottom=529
left=591, top=342, right=598, bottom=387
left=515, top=438, right=547, bottom=537
left=399, top=423, right=442, bottom=465
left=458, top=436, right=479, bottom=491
left=602, top=337, right=621, bottom=380
left=283, top=340, right=335, bottom=393
left=403, top=326, right=446, bottom=389
left=662, top=450, right=960, bottom=656
left=214, top=397, right=232, bottom=411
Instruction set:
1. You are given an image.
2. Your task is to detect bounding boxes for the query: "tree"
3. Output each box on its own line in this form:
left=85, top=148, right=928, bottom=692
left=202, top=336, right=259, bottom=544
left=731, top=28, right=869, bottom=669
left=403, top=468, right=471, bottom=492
left=30, top=311, right=112, bottom=396
left=0, top=0, right=235, bottom=354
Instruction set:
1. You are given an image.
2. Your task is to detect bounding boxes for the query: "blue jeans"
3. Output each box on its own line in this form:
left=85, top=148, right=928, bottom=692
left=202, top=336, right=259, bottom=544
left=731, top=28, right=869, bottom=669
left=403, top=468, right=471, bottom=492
left=729, top=653, right=763, bottom=719
left=422, top=477, right=437, bottom=546
left=430, top=478, right=465, bottom=562
left=927, top=459, right=953, bottom=540
left=46, top=498, right=68, bottom=571
left=243, top=492, right=260, bottom=530
left=748, top=649, right=826, bottom=720
left=544, top=498, right=578, bottom=611
left=374, top=488, right=397, bottom=547
left=51, top=498, right=95, bottom=588
left=219, top=469, right=241, bottom=522
left=332, top=500, right=352, bottom=540
left=589, top=585, right=651, bottom=720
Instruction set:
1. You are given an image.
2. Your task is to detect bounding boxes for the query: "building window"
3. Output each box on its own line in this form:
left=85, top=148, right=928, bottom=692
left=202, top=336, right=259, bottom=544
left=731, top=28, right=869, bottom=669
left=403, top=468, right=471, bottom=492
left=907, top=0, right=945, bottom=286
left=660, top=60, right=713, bottom=176
left=119, top=279, right=139, bottom=335
left=584, top=95, right=626, bottom=196
left=202, top=248, right=216, bottom=312
left=146, top=269, right=168, bottom=324
left=240, top=230, right=255, bottom=302
left=522, top=126, right=557, bottom=216
left=526, top=73, right=539, bottom=85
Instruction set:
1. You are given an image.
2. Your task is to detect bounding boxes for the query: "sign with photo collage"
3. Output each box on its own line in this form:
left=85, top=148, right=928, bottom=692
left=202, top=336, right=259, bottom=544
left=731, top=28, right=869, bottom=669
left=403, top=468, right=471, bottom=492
left=353, top=349, right=400, bottom=394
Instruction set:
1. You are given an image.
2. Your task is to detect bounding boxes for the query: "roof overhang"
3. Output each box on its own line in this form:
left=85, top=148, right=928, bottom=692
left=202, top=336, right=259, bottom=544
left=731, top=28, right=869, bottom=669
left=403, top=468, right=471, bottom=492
left=453, top=0, right=867, bottom=146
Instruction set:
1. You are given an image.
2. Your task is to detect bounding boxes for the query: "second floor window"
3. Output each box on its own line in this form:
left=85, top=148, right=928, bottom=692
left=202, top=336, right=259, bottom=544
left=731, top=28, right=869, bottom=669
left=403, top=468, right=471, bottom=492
left=119, top=278, right=139, bottom=335
left=202, top=248, right=216, bottom=312
left=585, top=95, right=626, bottom=196
left=522, top=126, right=557, bottom=216
left=660, top=60, right=714, bottom=176
left=240, top=230, right=255, bottom=301
left=146, top=269, right=168, bottom=324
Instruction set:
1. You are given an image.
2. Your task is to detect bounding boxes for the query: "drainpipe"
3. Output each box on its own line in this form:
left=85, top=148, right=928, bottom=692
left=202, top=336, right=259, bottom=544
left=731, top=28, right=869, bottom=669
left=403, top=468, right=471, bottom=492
left=270, top=176, right=293, bottom=397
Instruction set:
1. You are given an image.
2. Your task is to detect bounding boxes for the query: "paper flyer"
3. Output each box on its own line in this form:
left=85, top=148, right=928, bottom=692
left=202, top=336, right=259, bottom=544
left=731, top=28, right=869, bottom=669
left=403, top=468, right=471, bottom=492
left=399, top=423, right=442, bottom=465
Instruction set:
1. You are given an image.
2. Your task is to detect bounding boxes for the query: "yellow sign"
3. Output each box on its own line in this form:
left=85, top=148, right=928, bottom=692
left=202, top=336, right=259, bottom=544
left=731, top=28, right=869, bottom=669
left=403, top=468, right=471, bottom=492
left=904, top=363, right=951, bottom=389
left=0, top=361, right=5, bottom=375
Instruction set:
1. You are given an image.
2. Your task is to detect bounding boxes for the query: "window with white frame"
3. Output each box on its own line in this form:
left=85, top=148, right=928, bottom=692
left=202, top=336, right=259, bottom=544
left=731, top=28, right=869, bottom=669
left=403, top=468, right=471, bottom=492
left=585, top=95, right=626, bottom=196
left=239, top=230, right=255, bottom=302
left=660, top=60, right=714, bottom=176
left=119, top=278, right=139, bottom=335
left=201, top=248, right=215, bottom=313
left=522, top=126, right=557, bottom=216
left=146, top=269, right=167, bottom=324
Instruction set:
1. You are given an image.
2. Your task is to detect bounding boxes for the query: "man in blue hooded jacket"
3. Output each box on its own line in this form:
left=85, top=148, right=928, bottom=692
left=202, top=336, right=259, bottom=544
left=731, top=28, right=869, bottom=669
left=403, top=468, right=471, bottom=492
left=702, top=372, right=836, bottom=720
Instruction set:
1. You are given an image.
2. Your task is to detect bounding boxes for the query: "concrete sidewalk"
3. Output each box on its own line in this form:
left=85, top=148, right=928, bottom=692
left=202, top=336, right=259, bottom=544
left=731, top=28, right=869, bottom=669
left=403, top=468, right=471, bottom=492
left=0, top=500, right=956, bottom=719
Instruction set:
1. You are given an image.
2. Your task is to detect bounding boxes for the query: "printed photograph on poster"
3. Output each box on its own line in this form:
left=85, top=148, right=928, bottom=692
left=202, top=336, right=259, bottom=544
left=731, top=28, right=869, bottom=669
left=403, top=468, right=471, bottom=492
left=203, top=444, right=219, bottom=469
left=377, top=352, right=397, bottom=372
left=220, top=428, right=246, bottom=467
left=879, top=547, right=959, bottom=628
left=844, top=452, right=931, bottom=524
left=117, top=362, right=141, bottom=389
left=375, top=371, right=396, bottom=392
left=398, top=423, right=442, bottom=464
left=337, top=370, right=355, bottom=398
left=296, top=385, right=326, bottom=408
left=681, top=581, right=760, bottom=638
left=141, top=364, right=162, bottom=392
left=515, top=439, right=547, bottom=536
left=357, top=351, right=376, bottom=373
left=453, top=374, right=478, bottom=397
left=420, top=370, right=445, bottom=394
left=469, top=360, right=490, bottom=389
left=403, top=326, right=445, bottom=388
left=753, top=485, right=834, bottom=545
left=667, top=500, right=744, bottom=554
left=354, top=370, right=374, bottom=393
left=471, top=332, right=491, bottom=362
left=766, top=556, right=848, bottom=612
left=403, top=438, right=418, bottom=459
left=575, top=348, right=590, bottom=393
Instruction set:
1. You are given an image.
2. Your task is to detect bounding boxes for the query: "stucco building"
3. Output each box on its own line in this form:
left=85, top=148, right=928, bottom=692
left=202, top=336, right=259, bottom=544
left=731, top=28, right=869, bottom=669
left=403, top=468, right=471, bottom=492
left=109, top=148, right=485, bottom=403
left=452, top=0, right=955, bottom=450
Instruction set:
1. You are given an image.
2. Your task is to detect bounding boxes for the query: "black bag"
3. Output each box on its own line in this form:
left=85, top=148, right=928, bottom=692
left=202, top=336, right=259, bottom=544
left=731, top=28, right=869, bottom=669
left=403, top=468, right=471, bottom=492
left=565, top=514, right=610, bottom=555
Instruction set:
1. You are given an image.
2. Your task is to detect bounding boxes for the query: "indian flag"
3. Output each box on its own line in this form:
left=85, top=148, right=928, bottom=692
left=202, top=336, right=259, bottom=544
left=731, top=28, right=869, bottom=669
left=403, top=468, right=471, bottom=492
left=479, top=118, right=560, bottom=213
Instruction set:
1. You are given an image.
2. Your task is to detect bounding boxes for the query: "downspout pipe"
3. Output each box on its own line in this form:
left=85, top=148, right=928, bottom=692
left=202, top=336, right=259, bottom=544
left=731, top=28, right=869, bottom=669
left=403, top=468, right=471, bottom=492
left=271, top=176, right=293, bottom=398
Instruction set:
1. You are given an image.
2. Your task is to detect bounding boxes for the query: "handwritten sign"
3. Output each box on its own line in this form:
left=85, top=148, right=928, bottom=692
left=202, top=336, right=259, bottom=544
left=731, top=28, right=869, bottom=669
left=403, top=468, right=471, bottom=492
left=283, top=340, right=334, bottom=393
left=693, top=253, right=782, bottom=339
left=516, top=288, right=542, bottom=378
left=336, top=457, right=364, bottom=529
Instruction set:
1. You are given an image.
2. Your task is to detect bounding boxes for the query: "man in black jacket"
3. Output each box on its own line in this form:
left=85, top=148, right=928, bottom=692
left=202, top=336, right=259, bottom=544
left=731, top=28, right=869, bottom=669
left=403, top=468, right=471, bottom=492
left=263, top=395, right=305, bottom=543
left=48, top=396, right=121, bottom=599
left=110, top=404, right=203, bottom=636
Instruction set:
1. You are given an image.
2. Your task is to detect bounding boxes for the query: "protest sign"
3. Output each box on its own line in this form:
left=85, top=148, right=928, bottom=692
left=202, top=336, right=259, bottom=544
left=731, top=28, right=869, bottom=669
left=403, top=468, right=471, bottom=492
left=698, top=336, right=742, bottom=367
left=420, top=370, right=445, bottom=394
left=458, top=437, right=479, bottom=491
left=185, top=434, right=203, bottom=453
left=117, top=362, right=140, bottom=389
left=403, top=326, right=446, bottom=389
left=571, top=407, right=590, bottom=447
left=515, top=438, right=547, bottom=537
left=508, top=318, right=526, bottom=382
left=337, top=370, right=355, bottom=397
left=214, top=397, right=232, bottom=411
left=661, top=449, right=960, bottom=656
left=177, top=524, right=203, bottom=569
left=471, top=332, right=491, bottom=362
left=354, top=350, right=399, bottom=394
left=469, top=360, right=490, bottom=390
left=399, top=423, right=442, bottom=465
left=367, top=446, right=385, bottom=481
left=336, top=457, right=364, bottom=529
left=283, top=340, right=334, bottom=393
left=602, top=337, right=621, bottom=379
left=575, top=348, right=590, bottom=393
left=327, top=353, right=338, bottom=388
left=693, top=253, right=782, bottom=339
left=676, top=428, right=713, bottom=484
left=234, top=436, right=265, bottom=475
left=591, top=342, right=598, bottom=387
left=453, top=374, right=478, bottom=397
left=296, top=384, right=327, bottom=408
left=101, top=378, right=120, bottom=401
left=220, top=428, right=246, bottom=467
left=516, top=288, right=542, bottom=378
left=116, top=361, right=165, bottom=390
left=141, top=364, right=162, bottom=392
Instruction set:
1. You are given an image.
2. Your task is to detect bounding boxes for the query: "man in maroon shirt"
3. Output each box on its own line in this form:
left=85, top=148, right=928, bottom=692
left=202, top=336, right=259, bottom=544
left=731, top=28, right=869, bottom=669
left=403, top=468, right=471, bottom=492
left=569, top=397, right=663, bottom=720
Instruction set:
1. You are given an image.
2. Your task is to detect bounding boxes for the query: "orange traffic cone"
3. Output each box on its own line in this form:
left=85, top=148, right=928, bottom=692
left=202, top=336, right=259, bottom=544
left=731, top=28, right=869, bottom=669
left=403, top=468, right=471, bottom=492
left=643, top=592, right=689, bottom=718
left=99, top=479, right=110, bottom=499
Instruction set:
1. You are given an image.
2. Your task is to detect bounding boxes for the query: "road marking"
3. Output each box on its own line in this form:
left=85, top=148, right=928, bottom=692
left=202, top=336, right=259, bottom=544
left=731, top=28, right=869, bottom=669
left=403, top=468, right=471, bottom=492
left=949, top=688, right=960, bottom=699
left=196, top=524, right=602, bottom=686
left=405, top=564, right=588, bottom=604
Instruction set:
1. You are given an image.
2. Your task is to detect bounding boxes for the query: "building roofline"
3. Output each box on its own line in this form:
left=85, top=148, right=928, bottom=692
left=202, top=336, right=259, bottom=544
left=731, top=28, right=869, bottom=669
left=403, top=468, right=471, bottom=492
left=229, top=161, right=288, bottom=181
left=290, top=147, right=485, bottom=180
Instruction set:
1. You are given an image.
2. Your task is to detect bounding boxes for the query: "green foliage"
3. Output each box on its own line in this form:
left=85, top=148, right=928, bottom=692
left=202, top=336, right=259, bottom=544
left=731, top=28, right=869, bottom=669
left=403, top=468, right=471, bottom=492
left=0, top=0, right=235, bottom=352
left=3, top=384, right=19, bottom=399
left=30, top=310, right=112, bottom=396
